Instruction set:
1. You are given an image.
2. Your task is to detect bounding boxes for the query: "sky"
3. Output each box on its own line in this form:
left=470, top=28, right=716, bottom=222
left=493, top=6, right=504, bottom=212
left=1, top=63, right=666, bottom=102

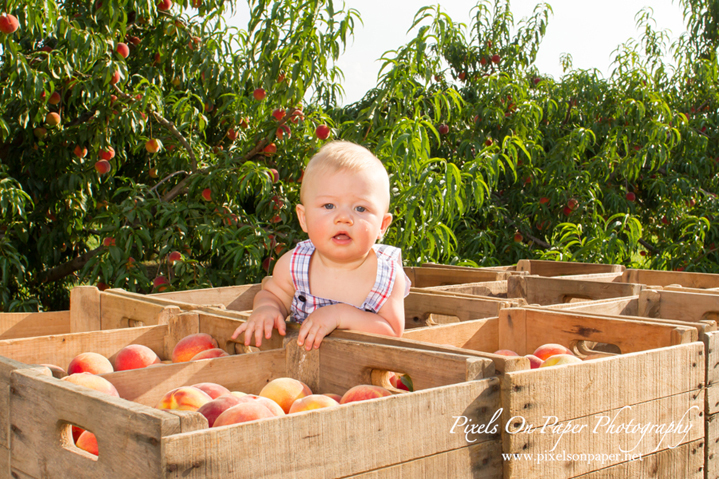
left=226, top=1, right=688, bottom=105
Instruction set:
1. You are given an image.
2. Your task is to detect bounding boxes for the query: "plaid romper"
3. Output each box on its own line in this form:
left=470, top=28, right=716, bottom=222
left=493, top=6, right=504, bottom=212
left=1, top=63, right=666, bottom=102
left=289, top=239, right=411, bottom=324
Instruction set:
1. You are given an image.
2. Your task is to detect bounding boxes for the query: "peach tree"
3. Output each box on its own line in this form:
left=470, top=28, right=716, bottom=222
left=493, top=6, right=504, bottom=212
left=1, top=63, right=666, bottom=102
left=332, top=0, right=718, bottom=271
left=0, top=0, right=357, bottom=310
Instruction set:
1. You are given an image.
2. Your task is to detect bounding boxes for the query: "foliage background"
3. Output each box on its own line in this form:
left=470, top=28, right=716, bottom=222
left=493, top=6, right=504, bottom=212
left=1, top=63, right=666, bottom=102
left=0, top=0, right=717, bottom=311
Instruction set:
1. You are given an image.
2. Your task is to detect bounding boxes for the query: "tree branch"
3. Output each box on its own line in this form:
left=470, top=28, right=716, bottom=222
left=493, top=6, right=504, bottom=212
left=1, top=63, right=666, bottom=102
left=37, top=246, right=105, bottom=284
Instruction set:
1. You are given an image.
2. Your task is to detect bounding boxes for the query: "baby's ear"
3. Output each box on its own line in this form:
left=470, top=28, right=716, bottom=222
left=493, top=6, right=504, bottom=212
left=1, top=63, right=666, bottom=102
left=378, top=213, right=393, bottom=240
left=296, top=204, right=308, bottom=233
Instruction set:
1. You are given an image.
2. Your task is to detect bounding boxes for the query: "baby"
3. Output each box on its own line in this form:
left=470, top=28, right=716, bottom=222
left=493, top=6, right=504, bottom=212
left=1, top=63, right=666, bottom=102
left=231, top=140, right=410, bottom=351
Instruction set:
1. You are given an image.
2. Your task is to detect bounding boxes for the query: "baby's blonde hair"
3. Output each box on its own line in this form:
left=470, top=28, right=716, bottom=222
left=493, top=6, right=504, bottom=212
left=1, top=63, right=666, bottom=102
left=300, top=141, right=390, bottom=208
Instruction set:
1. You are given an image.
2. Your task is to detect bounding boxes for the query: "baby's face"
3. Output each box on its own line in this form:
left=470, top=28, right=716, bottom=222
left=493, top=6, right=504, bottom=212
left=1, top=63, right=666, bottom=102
left=296, top=166, right=392, bottom=264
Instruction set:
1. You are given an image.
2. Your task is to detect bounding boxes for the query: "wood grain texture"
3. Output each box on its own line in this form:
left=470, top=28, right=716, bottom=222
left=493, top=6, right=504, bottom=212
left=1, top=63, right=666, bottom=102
left=501, top=342, right=703, bottom=425
left=543, top=296, right=639, bottom=316
left=508, top=275, right=644, bottom=305
left=346, top=441, right=503, bottom=479
left=102, top=349, right=287, bottom=406
left=100, top=291, right=183, bottom=329
left=405, top=292, right=517, bottom=329
left=0, top=356, right=40, bottom=452
left=318, top=338, right=494, bottom=394
left=499, top=308, right=697, bottom=357
left=708, top=413, right=719, bottom=479
left=515, top=260, right=624, bottom=277
left=0, top=324, right=170, bottom=369
left=9, top=367, right=180, bottom=478
left=575, top=438, right=704, bottom=479
left=503, top=390, right=703, bottom=477
left=70, top=286, right=101, bottom=332
left=421, top=280, right=508, bottom=298
left=0, top=311, right=70, bottom=340
left=150, top=283, right=261, bottom=310
left=624, top=268, right=719, bottom=289
left=162, top=378, right=501, bottom=479
left=404, top=267, right=507, bottom=287
left=331, top=324, right=528, bottom=374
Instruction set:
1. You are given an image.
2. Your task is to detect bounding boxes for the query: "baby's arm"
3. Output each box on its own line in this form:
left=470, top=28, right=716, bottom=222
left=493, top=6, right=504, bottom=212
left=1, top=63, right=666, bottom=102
left=231, top=251, right=295, bottom=347
left=297, top=270, right=405, bottom=350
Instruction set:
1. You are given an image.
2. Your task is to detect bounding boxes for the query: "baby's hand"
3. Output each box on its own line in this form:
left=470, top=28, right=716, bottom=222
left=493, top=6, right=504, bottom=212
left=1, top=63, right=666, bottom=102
left=297, top=305, right=340, bottom=351
left=231, top=305, right=287, bottom=347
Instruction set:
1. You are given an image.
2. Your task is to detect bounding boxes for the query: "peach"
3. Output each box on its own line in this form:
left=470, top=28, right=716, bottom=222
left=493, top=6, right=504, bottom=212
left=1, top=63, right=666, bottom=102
left=493, top=349, right=519, bottom=356
left=235, top=394, right=285, bottom=417
left=114, top=344, right=161, bottom=371
left=288, top=394, right=339, bottom=414
left=190, top=348, right=229, bottom=361
left=323, top=393, right=342, bottom=403
left=76, top=430, right=98, bottom=455
left=231, top=391, right=247, bottom=398
left=340, top=385, right=392, bottom=404
left=155, top=386, right=213, bottom=411
left=198, top=394, right=243, bottom=427
left=39, top=363, right=67, bottom=378
left=540, top=354, right=583, bottom=368
left=62, top=372, right=119, bottom=397
left=259, top=378, right=312, bottom=414
left=171, top=333, right=218, bottom=363
left=532, top=343, right=575, bottom=361
left=213, top=402, right=275, bottom=427
left=525, top=354, right=543, bottom=369
left=67, top=352, right=114, bottom=375
left=191, top=382, right=230, bottom=399
left=388, top=372, right=413, bottom=391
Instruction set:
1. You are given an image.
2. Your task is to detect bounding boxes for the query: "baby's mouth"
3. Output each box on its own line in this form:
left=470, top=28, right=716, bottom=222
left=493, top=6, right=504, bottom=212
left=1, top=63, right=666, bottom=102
left=333, top=233, right=350, bottom=241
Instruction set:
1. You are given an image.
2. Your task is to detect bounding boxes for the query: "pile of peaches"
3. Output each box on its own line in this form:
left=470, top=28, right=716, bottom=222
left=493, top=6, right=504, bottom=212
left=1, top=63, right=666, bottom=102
left=37, top=333, right=413, bottom=457
left=494, top=343, right=606, bottom=368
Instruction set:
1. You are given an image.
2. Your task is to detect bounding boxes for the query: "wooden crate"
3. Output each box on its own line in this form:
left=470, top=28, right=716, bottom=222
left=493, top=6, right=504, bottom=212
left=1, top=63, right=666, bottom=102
left=404, top=266, right=516, bottom=287
left=623, top=269, right=719, bottom=289
left=0, top=309, right=287, bottom=477
left=335, top=307, right=704, bottom=477
left=420, top=260, right=625, bottom=277
left=106, top=287, right=525, bottom=330
left=0, top=287, right=186, bottom=340
left=8, top=337, right=500, bottom=478
left=507, top=275, right=645, bottom=305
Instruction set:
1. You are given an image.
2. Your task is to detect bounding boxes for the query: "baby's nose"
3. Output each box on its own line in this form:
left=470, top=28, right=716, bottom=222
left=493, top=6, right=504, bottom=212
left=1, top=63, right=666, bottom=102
left=334, top=208, right=354, bottom=224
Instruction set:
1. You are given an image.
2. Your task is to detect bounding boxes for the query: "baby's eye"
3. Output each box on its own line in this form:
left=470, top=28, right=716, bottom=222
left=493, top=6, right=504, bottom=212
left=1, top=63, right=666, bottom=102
left=355, top=206, right=367, bottom=213
left=322, top=204, right=334, bottom=210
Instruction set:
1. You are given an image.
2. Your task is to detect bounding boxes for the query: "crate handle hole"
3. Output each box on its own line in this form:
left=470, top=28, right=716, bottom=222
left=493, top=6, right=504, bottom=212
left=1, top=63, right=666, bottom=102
left=60, top=422, right=99, bottom=461
left=571, top=340, right=621, bottom=358
left=370, top=370, right=413, bottom=393
left=227, top=339, right=259, bottom=355
left=560, top=295, right=593, bottom=303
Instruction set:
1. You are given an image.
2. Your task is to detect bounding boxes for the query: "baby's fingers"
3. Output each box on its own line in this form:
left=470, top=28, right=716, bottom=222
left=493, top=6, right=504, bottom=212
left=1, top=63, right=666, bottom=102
left=231, top=323, right=247, bottom=341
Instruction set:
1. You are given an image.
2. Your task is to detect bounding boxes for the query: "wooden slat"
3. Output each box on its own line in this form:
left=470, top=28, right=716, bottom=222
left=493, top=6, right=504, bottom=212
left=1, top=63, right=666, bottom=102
left=347, top=441, right=503, bottom=479
left=0, top=311, right=70, bottom=340
left=499, top=308, right=697, bottom=357
left=405, top=292, right=517, bottom=328
left=707, top=413, right=719, bottom=479
left=664, top=285, right=719, bottom=294
left=332, top=323, right=529, bottom=375
left=503, top=390, right=703, bottom=477
left=0, top=356, right=47, bottom=452
left=501, top=342, right=704, bottom=425
left=624, top=268, right=719, bottom=289
left=508, top=275, right=644, bottom=305
left=100, top=292, right=183, bottom=329
left=318, top=338, right=494, bottom=394
left=0, top=325, right=170, bottom=371
left=70, top=286, right=101, bottom=332
left=162, top=378, right=500, bottom=479
left=102, top=349, right=287, bottom=407
left=420, top=281, right=508, bottom=298
left=404, top=267, right=508, bottom=287
left=573, top=438, right=704, bottom=478
left=9, top=368, right=180, bottom=478
left=151, top=283, right=261, bottom=311
left=639, top=289, right=719, bottom=325
left=542, top=296, right=639, bottom=316
left=516, top=259, right=625, bottom=276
